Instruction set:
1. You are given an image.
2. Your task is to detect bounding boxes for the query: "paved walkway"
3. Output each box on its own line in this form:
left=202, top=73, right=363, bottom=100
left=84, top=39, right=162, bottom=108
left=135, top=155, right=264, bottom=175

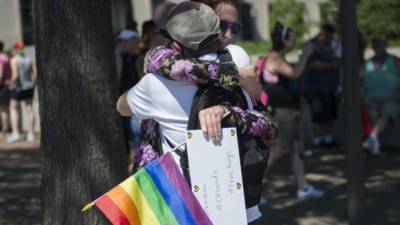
left=0, top=139, right=399, bottom=225
left=0, top=137, right=41, bottom=225
left=259, top=148, right=400, bottom=225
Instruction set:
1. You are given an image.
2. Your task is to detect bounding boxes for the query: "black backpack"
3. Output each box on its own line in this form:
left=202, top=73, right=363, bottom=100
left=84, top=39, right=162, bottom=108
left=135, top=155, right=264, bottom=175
left=179, top=50, right=269, bottom=208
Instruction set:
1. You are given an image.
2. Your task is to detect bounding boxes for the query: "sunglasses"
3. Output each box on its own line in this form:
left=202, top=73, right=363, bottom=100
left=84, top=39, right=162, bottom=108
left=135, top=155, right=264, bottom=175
left=220, top=20, right=242, bottom=35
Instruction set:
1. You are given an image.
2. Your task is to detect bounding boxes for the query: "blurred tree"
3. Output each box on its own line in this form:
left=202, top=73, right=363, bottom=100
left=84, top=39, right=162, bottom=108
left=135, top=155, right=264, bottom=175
left=320, top=0, right=400, bottom=44
left=321, top=0, right=339, bottom=26
left=340, top=0, right=366, bottom=223
left=357, top=0, right=400, bottom=43
left=269, top=0, right=309, bottom=42
left=34, top=0, right=127, bottom=224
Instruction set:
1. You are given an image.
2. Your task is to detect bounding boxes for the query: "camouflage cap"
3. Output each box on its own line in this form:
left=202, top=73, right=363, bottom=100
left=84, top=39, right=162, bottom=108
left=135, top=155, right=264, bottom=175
left=155, top=1, right=220, bottom=51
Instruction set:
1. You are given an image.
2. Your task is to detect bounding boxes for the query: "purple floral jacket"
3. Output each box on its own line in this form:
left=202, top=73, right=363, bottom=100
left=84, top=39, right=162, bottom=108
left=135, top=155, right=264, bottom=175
left=133, top=45, right=278, bottom=171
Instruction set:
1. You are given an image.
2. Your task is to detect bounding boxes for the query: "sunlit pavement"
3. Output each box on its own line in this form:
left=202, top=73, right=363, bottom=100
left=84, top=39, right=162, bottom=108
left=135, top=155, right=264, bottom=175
left=0, top=135, right=41, bottom=225
left=260, top=147, right=400, bottom=225
left=0, top=139, right=399, bottom=225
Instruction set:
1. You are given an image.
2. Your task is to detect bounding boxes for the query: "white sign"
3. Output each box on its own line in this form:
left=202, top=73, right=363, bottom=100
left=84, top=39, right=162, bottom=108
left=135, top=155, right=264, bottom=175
left=186, top=128, right=247, bottom=225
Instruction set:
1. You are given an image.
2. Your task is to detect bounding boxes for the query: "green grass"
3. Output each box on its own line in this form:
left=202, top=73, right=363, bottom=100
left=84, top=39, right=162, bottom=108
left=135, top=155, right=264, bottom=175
left=388, top=40, right=400, bottom=47
left=234, top=40, right=302, bottom=63
left=235, top=40, right=271, bottom=56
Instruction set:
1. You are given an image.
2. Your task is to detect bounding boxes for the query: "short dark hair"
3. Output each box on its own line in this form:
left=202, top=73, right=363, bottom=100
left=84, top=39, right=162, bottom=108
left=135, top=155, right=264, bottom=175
left=125, top=20, right=138, bottom=31
left=271, top=22, right=293, bottom=51
left=321, top=24, right=335, bottom=34
left=371, top=33, right=388, bottom=48
left=142, top=20, right=156, bottom=37
left=0, top=41, right=4, bottom=52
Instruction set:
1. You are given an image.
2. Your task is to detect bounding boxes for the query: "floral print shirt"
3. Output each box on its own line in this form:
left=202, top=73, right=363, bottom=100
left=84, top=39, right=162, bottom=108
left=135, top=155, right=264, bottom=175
left=133, top=45, right=278, bottom=171
left=144, top=45, right=240, bottom=89
left=133, top=119, right=161, bottom=171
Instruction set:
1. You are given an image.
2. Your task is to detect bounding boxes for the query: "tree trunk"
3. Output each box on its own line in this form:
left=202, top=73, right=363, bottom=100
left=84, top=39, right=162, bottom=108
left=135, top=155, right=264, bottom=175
left=339, top=0, right=366, bottom=224
left=34, top=1, right=128, bottom=224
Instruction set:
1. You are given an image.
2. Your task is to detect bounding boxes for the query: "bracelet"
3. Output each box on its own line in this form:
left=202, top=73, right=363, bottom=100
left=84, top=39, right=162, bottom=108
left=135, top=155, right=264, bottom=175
left=221, top=105, right=231, bottom=118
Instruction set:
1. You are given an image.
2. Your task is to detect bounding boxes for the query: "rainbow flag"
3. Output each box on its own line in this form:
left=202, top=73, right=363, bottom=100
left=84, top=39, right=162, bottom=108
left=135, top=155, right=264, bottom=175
left=82, top=152, right=212, bottom=225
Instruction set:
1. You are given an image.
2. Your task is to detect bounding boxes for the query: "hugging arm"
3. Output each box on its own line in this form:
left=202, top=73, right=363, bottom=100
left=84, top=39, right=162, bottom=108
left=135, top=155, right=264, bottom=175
left=144, top=45, right=239, bottom=90
left=145, top=45, right=277, bottom=140
left=116, top=92, right=132, bottom=116
left=225, top=105, right=278, bottom=139
left=198, top=104, right=278, bottom=141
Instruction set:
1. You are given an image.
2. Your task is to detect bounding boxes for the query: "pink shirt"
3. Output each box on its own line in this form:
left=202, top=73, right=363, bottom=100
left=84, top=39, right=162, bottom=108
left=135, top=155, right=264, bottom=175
left=0, top=53, right=11, bottom=86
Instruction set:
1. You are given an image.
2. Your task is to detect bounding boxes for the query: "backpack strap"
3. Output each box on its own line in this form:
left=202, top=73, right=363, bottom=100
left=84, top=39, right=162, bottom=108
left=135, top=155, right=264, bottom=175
left=256, top=55, right=268, bottom=84
left=181, top=49, right=248, bottom=184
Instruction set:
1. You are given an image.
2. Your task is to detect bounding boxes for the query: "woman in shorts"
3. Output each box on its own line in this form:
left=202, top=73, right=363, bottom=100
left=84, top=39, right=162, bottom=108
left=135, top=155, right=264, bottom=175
left=260, top=23, right=324, bottom=199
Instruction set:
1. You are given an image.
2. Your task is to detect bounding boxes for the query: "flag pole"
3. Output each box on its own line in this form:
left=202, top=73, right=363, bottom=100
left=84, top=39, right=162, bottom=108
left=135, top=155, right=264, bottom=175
left=81, top=202, right=95, bottom=212
left=81, top=193, right=106, bottom=212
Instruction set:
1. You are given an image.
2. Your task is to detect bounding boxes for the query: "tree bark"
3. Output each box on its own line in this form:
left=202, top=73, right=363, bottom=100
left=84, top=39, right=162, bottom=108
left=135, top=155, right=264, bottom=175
left=34, top=1, right=128, bottom=224
left=339, top=1, right=366, bottom=224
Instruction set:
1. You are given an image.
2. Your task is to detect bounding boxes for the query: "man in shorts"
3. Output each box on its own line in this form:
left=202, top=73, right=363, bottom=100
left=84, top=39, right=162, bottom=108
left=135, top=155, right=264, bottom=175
left=303, top=24, right=341, bottom=148
left=362, top=35, right=400, bottom=155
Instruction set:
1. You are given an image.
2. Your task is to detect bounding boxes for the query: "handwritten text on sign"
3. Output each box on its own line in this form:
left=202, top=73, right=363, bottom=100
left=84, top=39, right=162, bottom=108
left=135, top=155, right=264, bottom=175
left=186, top=128, right=247, bottom=225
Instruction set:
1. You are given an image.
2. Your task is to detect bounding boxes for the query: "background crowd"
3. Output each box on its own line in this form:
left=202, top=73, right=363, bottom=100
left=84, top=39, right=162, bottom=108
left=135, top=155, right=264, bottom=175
left=0, top=41, right=36, bottom=143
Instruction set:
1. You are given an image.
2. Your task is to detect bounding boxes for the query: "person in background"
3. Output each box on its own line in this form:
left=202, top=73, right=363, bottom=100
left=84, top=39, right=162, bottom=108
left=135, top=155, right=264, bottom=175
left=362, top=34, right=400, bottom=155
left=135, top=20, right=166, bottom=79
left=0, top=41, right=12, bottom=136
left=116, top=29, right=141, bottom=95
left=331, top=29, right=342, bottom=59
left=115, top=29, right=142, bottom=171
left=260, top=22, right=324, bottom=199
left=303, top=24, right=341, bottom=149
left=7, top=42, right=36, bottom=142
left=125, top=19, right=138, bottom=32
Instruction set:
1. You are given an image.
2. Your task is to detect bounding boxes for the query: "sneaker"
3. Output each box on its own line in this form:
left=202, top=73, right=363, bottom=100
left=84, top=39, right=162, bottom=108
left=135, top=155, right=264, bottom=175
left=304, top=149, right=314, bottom=157
left=297, top=185, right=324, bottom=199
left=27, top=132, right=35, bottom=142
left=6, top=133, right=21, bottom=143
left=304, top=146, right=322, bottom=157
left=363, top=136, right=381, bottom=155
